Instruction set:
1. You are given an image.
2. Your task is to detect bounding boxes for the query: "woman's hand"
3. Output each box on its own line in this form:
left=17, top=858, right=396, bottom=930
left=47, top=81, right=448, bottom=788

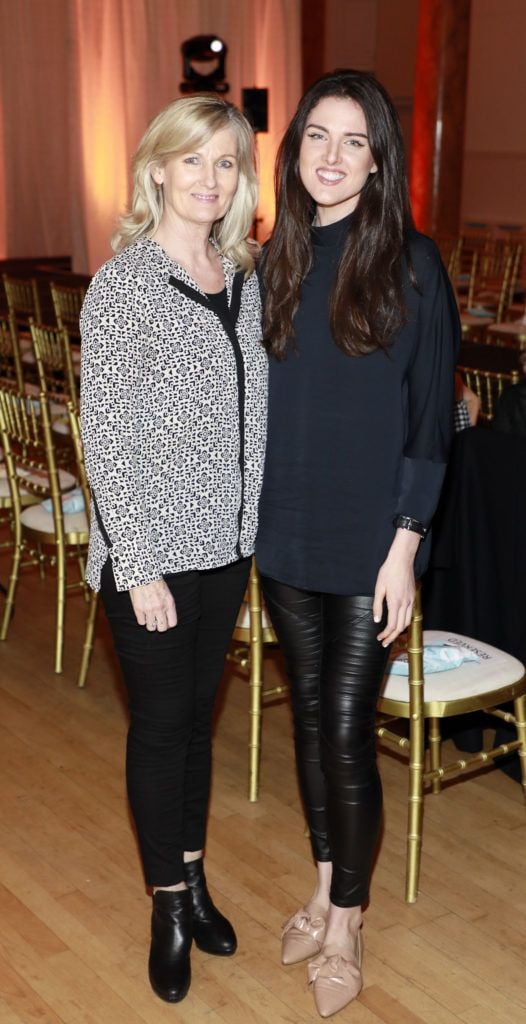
left=373, top=529, right=420, bottom=647
left=129, top=579, right=177, bottom=632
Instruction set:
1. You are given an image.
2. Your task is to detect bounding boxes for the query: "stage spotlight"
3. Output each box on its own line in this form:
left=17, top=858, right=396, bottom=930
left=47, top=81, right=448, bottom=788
left=180, top=35, right=229, bottom=94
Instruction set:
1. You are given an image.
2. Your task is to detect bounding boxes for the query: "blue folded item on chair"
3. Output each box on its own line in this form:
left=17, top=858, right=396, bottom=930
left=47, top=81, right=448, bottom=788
left=389, top=643, right=480, bottom=675
left=42, top=486, right=85, bottom=514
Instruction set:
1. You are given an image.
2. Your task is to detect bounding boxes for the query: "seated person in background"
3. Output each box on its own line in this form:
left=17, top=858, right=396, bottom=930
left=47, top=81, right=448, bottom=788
left=454, top=371, right=480, bottom=431
left=493, top=350, right=526, bottom=437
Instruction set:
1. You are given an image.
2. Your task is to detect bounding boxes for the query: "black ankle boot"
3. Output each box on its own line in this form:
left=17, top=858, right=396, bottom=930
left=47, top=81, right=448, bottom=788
left=184, top=858, right=237, bottom=956
left=148, top=889, right=192, bottom=1002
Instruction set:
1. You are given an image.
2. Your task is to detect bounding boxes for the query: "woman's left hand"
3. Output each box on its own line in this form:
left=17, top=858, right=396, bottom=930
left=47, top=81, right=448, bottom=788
left=373, top=529, right=420, bottom=647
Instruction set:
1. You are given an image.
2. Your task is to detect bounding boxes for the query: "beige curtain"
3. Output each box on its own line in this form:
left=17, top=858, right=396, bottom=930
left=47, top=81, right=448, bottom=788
left=0, top=0, right=301, bottom=273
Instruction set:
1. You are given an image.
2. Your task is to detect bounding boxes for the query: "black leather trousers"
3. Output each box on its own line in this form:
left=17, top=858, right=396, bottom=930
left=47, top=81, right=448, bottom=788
left=261, top=576, right=390, bottom=908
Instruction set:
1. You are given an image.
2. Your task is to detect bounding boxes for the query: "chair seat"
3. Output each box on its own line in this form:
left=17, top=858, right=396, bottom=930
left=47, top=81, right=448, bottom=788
left=0, top=466, right=77, bottom=507
left=235, top=599, right=274, bottom=630
left=52, top=415, right=71, bottom=436
left=381, top=630, right=524, bottom=706
left=488, top=321, right=526, bottom=337
left=21, top=384, right=66, bottom=420
left=20, top=502, right=88, bottom=536
left=461, top=313, right=494, bottom=328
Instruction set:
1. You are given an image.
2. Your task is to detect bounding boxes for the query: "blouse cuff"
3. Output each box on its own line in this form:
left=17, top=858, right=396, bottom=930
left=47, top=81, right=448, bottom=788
left=109, top=538, right=162, bottom=592
left=396, top=456, right=447, bottom=527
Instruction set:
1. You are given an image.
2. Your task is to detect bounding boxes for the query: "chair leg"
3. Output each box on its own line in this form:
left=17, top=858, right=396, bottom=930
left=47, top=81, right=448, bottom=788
left=513, top=693, right=526, bottom=800
left=38, top=542, right=46, bottom=579
left=77, top=550, right=90, bottom=602
left=54, top=542, right=66, bottom=674
left=77, top=591, right=99, bottom=688
left=405, top=589, right=425, bottom=903
left=406, top=711, right=425, bottom=902
left=0, top=529, right=22, bottom=641
left=247, top=561, right=263, bottom=802
left=428, top=717, right=442, bottom=794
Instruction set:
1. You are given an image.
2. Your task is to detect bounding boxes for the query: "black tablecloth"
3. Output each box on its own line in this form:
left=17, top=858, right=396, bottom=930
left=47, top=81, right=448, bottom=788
left=423, top=427, right=526, bottom=775
left=458, top=342, right=521, bottom=374
left=424, top=426, right=526, bottom=664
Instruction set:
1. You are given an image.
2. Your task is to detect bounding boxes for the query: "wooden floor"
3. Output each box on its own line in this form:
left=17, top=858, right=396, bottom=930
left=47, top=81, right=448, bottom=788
left=1, top=552, right=526, bottom=1024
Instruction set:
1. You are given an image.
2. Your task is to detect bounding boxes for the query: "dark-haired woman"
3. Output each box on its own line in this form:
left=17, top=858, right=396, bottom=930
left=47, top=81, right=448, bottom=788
left=257, top=70, right=459, bottom=1017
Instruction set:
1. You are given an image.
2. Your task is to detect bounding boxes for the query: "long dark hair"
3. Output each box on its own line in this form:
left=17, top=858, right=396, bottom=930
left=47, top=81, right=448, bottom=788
left=262, top=69, right=416, bottom=358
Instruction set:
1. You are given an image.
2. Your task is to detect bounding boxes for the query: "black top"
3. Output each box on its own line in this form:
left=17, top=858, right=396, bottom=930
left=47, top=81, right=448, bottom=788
left=204, top=285, right=229, bottom=320
left=256, top=214, right=460, bottom=595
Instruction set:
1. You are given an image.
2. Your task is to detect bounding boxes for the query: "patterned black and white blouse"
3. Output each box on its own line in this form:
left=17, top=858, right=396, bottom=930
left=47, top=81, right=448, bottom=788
left=80, top=236, right=268, bottom=592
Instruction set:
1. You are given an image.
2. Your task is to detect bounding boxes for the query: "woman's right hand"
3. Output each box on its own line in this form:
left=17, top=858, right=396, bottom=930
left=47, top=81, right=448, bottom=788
left=129, top=579, right=177, bottom=632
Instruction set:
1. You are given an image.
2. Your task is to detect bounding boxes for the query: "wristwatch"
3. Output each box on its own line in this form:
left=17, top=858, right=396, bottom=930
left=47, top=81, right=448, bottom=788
left=393, top=515, right=428, bottom=538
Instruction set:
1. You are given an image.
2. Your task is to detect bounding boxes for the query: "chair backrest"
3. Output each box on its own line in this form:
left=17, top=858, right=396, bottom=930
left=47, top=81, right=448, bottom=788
left=67, top=402, right=91, bottom=522
left=2, top=273, right=42, bottom=324
left=0, top=387, right=65, bottom=532
left=50, top=281, right=86, bottom=332
left=0, top=316, right=24, bottom=392
left=457, top=365, right=520, bottom=421
left=438, top=236, right=463, bottom=280
left=29, top=319, right=79, bottom=410
left=508, top=243, right=524, bottom=309
left=494, top=254, right=513, bottom=322
left=466, top=250, right=478, bottom=310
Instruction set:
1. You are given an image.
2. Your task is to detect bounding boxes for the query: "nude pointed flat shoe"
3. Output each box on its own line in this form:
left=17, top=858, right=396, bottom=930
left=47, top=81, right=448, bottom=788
left=307, top=928, right=363, bottom=1018
left=281, top=901, right=328, bottom=965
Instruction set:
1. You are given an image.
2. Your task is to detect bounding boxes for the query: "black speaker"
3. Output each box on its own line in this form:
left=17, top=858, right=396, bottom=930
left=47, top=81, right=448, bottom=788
left=242, top=88, right=268, bottom=133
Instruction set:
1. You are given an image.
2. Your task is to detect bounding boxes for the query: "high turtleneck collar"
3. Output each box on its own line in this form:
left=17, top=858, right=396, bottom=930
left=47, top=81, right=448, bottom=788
left=311, top=210, right=355, bottom=247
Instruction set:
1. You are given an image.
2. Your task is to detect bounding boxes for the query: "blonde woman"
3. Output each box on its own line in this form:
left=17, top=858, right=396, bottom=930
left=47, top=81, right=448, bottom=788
left=80, top=96, right=267, bottom=1004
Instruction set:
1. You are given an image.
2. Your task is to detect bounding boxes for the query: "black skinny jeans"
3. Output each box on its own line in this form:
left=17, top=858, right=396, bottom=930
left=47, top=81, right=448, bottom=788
left=100, top=555, right=250, bottom=888
left=260, top=576, right=390, bottom=908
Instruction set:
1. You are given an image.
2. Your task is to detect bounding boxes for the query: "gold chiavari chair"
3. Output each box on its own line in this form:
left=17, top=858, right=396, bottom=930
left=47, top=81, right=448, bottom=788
left=50, top=282, right=84, bottom=380
left=29, top=320, right=79, bottom=428
left=2, top=273, right=43, bottom=325
left=2, top=274, right=42, bottom=379
left=227, top=558, right=286, bottom=801
left=504, top=243, right=524, bottom=316
left=457, top=365, right=520, bottom=421
left=67, top=402, right=98, bottom=688
left=0, top=316, right=24, bottom=392
left=460, top=253, right=512, bottom=343
left=50, top=282, right=85, bottom=337
left=438, top=236, right=463, bottom=281
left=486, top=304, right=526, bottom=351
left=376, top=589, right=526, bottom=903
left=0, top=388, right=89, bottom=674
left=50, top=281, right=86, bottom=333
left=0, top=385, right=50, bottom=625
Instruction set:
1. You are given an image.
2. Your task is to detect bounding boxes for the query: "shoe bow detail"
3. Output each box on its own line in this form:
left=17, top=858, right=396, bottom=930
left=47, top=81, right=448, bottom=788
left=282, top=906, right=326, bottom=941
left=280, top=902, right=328, bottom=965
left=308, top=934, right=364, bottom=1017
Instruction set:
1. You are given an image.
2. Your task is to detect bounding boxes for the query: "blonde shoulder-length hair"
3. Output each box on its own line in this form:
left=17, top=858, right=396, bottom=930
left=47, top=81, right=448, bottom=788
left=112, top=95, right=259, bottom=275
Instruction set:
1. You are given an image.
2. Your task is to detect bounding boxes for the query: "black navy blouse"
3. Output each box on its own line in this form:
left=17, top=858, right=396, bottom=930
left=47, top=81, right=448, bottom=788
left=256, top=214, right=460, bottom=595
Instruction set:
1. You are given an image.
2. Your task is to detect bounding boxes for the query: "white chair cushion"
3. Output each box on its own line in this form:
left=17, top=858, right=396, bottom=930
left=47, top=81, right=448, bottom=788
left=0, top=465, right=76, bottom=491
left=381, top=630, right=524, bottom=703
left=235, top=600, right=274, bottom=630
left=20, top=503, right=88, bottom=535
left=19, top=387, right=68, bottom=421
left=0, top=475, right=14, bottom=497
left=52, top=416, right=71, bottom=436
left=488, top=321, right=526, bottom=336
